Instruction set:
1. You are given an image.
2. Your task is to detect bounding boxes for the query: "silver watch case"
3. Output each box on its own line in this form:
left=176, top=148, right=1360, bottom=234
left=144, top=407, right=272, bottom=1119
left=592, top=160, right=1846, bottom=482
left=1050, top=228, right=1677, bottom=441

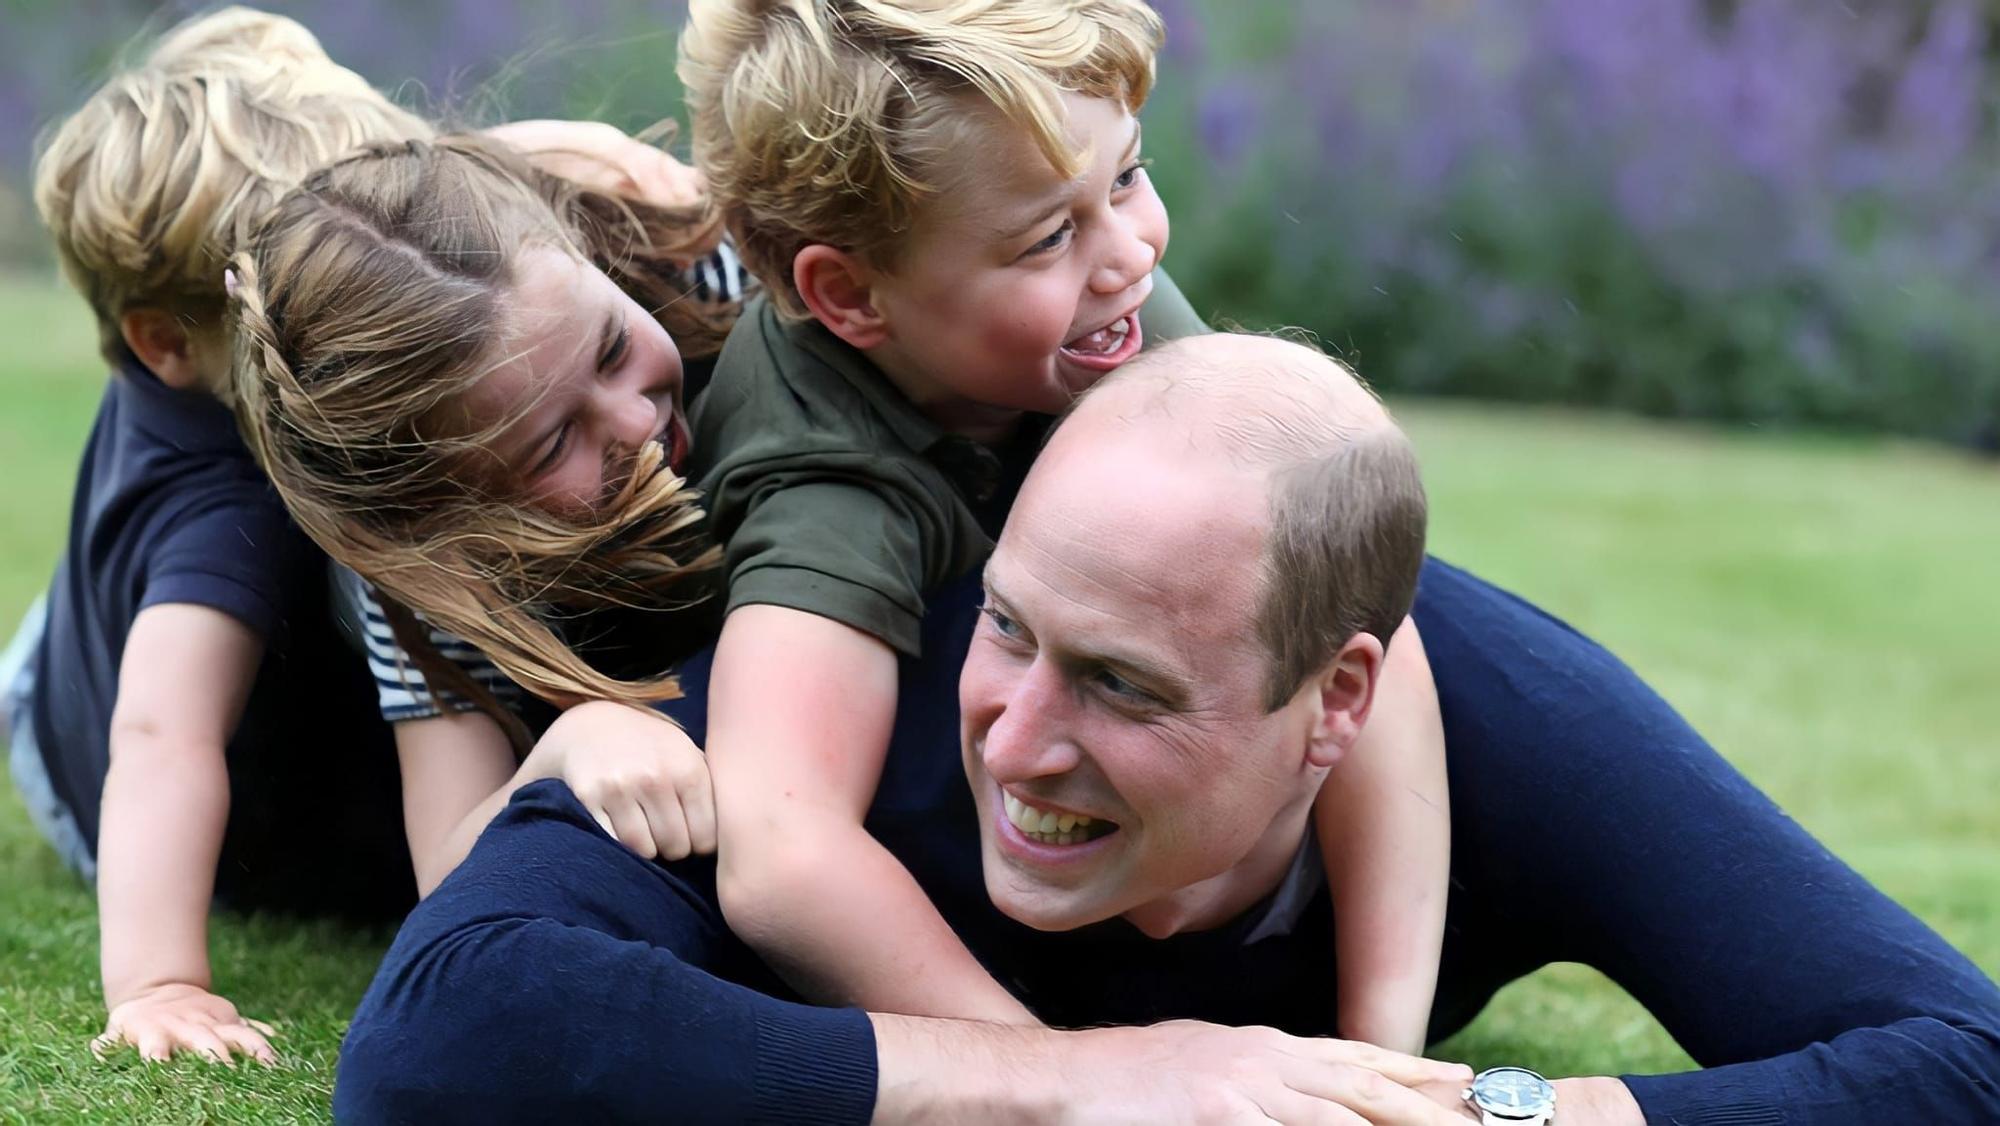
left=1463, top=1066, right=1556, bottom=1124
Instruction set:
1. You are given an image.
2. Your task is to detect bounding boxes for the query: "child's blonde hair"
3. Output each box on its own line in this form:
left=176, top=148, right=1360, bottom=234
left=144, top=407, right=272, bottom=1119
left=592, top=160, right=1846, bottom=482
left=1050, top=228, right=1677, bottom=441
left=229, top=137, right=727, bottom=746
left=32, top=7, right=433, bottom=366
left=678, top=0, right=1164, bottom=318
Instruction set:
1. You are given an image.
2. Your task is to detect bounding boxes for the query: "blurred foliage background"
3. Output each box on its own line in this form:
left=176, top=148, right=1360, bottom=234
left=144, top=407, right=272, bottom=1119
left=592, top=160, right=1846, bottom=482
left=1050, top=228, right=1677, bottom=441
left=5, top=0, right=2000, bottom=448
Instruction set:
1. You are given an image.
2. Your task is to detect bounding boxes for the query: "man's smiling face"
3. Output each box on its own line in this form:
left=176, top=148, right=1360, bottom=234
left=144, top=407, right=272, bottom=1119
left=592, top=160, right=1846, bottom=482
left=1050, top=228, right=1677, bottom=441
left=957, top=387, right=1329, bottom=937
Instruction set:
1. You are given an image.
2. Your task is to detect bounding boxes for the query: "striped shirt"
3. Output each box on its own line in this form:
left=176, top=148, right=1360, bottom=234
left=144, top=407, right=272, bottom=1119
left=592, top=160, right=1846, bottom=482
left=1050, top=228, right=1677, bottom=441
left=334, top=565, right=521, bottom=723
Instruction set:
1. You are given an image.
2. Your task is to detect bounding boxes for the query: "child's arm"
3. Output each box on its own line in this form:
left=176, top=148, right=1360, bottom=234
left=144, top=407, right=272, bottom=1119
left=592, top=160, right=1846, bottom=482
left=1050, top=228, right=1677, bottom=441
left=94, top=604, right=275, bottom=1065
left=708, top=604, right=1036, bottom=1024
left=406, top=700, right=720, bottom=896
left=1314, top=616, right=1451, bottom=1055
left=400, top=703, right=717, bottom=897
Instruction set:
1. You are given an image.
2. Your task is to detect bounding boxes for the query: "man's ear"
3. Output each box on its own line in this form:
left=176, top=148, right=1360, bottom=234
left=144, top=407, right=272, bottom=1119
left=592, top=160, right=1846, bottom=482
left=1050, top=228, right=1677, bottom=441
left=119, top=308, right=206, bottom=391
left=1303, top=632, right=1386, bottom=770
left=793, top=244, right=889, bottom=351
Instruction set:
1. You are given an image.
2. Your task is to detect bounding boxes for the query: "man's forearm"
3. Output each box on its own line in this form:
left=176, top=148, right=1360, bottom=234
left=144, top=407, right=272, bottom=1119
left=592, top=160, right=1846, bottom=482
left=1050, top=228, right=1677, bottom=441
left=96, top=740, right=228, bottom=1002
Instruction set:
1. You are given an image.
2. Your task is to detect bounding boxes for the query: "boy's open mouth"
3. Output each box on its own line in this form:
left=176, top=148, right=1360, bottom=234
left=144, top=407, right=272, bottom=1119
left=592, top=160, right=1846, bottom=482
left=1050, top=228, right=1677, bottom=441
left=1058, top=313, right=1144, bottom=371
left=1003, top=791, right=1119, bottom=847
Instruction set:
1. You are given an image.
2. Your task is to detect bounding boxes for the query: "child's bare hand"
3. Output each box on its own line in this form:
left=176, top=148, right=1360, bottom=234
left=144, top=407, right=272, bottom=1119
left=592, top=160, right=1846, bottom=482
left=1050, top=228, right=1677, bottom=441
left=483, top=119, right=707, bottom=211
left=541, top=701, right=716, bottom=862
left=93, top=982, right=276, bottom=1065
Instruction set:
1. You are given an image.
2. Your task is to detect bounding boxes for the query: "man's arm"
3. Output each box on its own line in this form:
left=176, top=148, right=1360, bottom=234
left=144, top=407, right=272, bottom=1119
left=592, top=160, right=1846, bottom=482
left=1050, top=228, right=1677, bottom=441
left=340, top=777, right=1478, bottom=1124
left=1416, top=560, right=2000, bottom=1126
left=95, top=603, right=274, bottom=1064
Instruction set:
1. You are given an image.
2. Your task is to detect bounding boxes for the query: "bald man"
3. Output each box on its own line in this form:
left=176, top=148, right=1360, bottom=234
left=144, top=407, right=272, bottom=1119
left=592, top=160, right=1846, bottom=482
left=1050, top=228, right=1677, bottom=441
left=338, top=335, right=2000, bottom=1125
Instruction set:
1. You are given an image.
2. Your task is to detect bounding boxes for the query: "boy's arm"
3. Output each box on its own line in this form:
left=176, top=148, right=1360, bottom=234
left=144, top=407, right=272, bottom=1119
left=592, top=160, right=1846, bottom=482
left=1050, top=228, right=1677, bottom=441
left=708, top=604, right=1036, bottom=1024
left=1314, top=616, right=1451, bottom=1055
left=95, top=603, right=274, bottom=1064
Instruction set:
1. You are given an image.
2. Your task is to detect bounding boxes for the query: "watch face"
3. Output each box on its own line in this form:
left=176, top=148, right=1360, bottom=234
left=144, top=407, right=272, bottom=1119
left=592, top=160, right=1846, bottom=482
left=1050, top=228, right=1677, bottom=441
left=1469, top=1067, right=1555, bottom=1117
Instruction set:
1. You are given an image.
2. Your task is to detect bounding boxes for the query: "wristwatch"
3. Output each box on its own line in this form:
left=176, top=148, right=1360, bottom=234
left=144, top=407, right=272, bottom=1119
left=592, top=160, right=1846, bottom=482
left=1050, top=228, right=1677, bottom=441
left=1463, top=1066, right=1556, bottom=1126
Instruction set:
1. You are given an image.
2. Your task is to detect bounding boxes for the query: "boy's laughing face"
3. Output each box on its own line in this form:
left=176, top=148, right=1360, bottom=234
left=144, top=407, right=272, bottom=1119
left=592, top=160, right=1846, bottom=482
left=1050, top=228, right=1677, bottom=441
left=862, top=92, right=1169, bottom=433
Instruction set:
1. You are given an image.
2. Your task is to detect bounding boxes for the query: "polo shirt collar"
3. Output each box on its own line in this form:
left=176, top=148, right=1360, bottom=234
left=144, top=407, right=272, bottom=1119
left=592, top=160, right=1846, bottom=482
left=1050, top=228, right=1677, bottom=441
left=782, top=310, right=953, bottom=455
left=113, top=346, right=244, bottom=455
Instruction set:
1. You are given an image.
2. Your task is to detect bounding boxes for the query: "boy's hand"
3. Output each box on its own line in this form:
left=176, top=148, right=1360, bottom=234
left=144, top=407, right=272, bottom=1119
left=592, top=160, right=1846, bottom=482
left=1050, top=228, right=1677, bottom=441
left=94, top=982, right=276, bottom=1065
left=483, top=119, right=707, bottom=211
left=540, top=701, right=716, bottom=862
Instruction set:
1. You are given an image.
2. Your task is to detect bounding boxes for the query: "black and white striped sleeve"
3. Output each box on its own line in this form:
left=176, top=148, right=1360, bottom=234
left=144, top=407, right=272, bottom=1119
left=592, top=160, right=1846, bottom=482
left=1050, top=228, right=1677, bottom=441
left=332, top=566, right=523, bottom=723
left=683, top=239, right=753, bottom=305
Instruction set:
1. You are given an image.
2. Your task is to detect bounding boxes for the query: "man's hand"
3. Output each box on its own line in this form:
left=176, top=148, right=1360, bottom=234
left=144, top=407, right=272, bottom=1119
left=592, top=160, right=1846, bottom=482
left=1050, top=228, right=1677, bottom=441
left=94, top=982, right=276, bottom=1066
left=483, top=119, right=706, bottom=210
left=873, top=1014, right=1478, bottom=1124
left=539, top=701, right=716, bottom=862
left=1066, top=1022, right=1477, bottom=1124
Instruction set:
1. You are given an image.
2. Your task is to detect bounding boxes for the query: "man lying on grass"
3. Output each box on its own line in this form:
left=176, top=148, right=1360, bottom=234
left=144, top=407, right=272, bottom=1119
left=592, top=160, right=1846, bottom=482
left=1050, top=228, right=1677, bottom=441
left=337, top=335, right=2000, bottom=1125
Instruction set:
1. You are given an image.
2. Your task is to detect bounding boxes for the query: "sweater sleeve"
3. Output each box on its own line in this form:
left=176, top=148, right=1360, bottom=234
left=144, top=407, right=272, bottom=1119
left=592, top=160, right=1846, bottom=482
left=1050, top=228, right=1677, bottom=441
left=1414, top=559, right=2000, bottom=1126
left=335, top=779, right=877, bottom=1125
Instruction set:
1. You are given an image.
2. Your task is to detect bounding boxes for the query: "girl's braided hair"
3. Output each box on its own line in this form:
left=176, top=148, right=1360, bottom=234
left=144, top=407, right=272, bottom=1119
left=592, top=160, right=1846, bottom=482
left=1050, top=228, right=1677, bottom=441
left=229, top=135, right=729, bottom=749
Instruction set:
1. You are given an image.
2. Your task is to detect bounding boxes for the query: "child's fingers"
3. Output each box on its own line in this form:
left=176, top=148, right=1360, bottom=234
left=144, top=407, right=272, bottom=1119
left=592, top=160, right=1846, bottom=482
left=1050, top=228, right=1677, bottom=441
left=678, top=770, right=718, bottom=856
left=88, top=1030, right=119, bottom=1061
left=588, top=805, right=619, bottom=842
left=641, top=794, right=692, bottom=862
left=215, top=1022, right=277, bottom=1066
left=605, top=797, right=658, bottom=859
left=163, top=1016, right=235, bottom=1066
left=245, top=1018, right=279, bottom=1038
left=134, top=1023, right=175, bottom=1063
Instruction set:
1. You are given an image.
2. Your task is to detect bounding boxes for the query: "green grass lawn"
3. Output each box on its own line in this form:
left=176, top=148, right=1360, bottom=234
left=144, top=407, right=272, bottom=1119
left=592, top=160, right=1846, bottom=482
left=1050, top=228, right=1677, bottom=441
left=1, top=272, right=1995, bottom=1120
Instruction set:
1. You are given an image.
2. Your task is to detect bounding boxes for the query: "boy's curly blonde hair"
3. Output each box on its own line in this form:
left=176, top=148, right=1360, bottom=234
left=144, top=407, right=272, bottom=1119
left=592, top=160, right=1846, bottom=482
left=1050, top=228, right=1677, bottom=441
left=32, top=6, right=432, bottom=367
left=678, top=0, right=1164, bottom=318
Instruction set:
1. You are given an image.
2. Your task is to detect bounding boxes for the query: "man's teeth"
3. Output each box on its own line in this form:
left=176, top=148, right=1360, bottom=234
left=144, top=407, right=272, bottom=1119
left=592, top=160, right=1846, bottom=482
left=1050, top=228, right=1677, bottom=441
left=1064, top=316, right=1130, bottom=356
left=1003, top=792, right=1106, bottom=845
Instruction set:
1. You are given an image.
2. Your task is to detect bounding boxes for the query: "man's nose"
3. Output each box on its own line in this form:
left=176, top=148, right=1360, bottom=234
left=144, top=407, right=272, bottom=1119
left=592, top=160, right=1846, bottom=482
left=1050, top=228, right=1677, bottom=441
left=980, top=662, right=1081, bottom=782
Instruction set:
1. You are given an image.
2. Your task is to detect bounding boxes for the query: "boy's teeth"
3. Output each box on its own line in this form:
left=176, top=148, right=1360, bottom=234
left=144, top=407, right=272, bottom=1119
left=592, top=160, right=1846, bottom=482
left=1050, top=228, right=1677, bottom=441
left=1003, top=793, right=1104, bottom=844
left=1065, top=317, right=1130, bottom=355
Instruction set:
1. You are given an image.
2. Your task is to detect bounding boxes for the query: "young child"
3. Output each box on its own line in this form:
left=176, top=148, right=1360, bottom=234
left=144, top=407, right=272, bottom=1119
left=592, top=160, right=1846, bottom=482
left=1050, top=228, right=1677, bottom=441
left=16, top=7, right=724, bottom=1066
left=227, top=134, right=739, bottom=896
left=677, top=0, right=1450, bottom=1048
left=17, top=7, right=436, bottom=1067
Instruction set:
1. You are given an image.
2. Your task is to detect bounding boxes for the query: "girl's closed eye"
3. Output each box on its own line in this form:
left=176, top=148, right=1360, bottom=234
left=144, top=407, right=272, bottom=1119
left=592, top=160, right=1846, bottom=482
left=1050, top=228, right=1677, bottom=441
left=532, top=422, right=573, bottom=477
left=601, top=323, right=631, bottom=369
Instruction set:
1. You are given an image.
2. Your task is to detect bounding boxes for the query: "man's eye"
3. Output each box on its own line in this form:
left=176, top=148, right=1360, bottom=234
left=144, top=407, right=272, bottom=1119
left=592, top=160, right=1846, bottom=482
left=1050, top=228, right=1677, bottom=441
left=979, top=604, right=1022, bottom=639
left=1091, top=667, right=1152, bottom=704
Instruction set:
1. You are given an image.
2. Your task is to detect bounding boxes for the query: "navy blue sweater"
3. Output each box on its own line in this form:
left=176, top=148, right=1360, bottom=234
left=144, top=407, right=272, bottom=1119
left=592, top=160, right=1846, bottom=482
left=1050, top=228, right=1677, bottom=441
left=336, top=560, right=2000, bottom=1124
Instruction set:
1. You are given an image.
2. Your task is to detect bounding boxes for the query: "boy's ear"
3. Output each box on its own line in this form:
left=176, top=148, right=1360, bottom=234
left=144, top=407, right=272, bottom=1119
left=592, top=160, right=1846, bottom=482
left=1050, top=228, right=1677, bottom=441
left=1302, top=632, right=1385, bottom=770
left=793, top=244, right=888, bottom=350
left=119, top=308, right=206, bottom=392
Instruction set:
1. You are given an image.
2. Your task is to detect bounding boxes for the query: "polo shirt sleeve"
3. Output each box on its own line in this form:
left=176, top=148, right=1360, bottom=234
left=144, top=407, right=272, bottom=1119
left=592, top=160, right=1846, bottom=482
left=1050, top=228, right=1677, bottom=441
left=1137, top=266, right=1210, bottom=345
left=717, top=464, right=956, bottom=657
left=139, top=485, right=307, bottom=641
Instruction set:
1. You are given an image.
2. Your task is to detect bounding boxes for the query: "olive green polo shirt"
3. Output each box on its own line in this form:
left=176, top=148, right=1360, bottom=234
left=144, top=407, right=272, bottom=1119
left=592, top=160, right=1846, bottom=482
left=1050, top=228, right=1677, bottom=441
left=690, top=267, right=1207, bottom=656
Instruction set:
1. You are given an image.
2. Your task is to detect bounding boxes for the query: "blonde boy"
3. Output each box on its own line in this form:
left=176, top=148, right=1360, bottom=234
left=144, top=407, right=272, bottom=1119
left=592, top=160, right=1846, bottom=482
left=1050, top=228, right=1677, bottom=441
left=679, top=0, right=1451, bottom=1049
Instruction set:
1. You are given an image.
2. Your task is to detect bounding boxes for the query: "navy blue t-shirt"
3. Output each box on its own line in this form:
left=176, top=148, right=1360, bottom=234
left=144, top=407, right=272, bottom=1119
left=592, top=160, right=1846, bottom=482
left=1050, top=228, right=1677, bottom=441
left=27, top=353, right=407, bottom=913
